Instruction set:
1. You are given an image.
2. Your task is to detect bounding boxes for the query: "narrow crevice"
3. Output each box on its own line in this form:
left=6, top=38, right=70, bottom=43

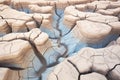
left=67, top=60, right=80, bottom=73
left=32, top=16, right=43, bottom=28
left=25, top=24, right=30, bottom=32
left=67, top=59, right=80, bottom=80
left=4, top=19, right=12, bottom=33
left=0, top=15, right=12, bottom=33
left=105, top=64, right=120, bottom=78
left=0, top=63, right=25, bottom=70
left=80, top=71, right=93, bottom=75
left=62, top=23, right=76, bottom=37
left=55, top=74, right=59, bottom=80
left=53, top=68, right=62, bottom=80
left=93, top=4, right=97, bottom=12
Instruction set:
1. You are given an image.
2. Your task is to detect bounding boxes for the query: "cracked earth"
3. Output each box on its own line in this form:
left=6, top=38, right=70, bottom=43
left=0, top=0, right=120, bottom=80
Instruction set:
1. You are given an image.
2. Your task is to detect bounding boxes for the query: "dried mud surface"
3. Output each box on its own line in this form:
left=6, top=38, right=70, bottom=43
left=0, top=0, right=120, bottom=80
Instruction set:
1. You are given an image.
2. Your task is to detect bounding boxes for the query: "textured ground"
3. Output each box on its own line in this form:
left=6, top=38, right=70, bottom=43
left=0, top=0, right=120, bottom=80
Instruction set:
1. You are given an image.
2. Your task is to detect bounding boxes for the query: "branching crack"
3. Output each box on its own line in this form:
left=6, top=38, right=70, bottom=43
left=53, top=3, right=68, bottom=61
left=67, top=59, right=93, bottom=80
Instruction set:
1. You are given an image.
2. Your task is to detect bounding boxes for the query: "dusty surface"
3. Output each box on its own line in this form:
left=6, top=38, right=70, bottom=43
left=0, top=0, right=120, bottom=80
